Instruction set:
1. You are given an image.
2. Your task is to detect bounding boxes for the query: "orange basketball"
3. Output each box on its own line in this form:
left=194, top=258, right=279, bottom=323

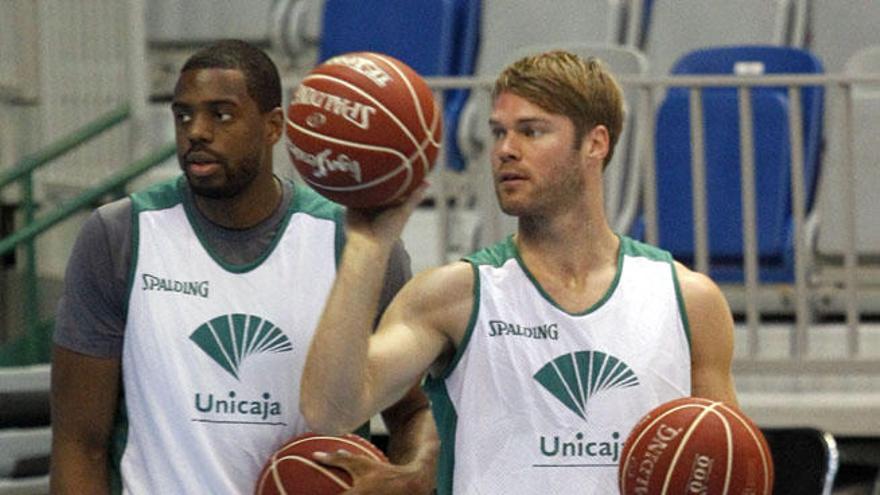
left=285, top=51, right=442, bottom=208
left=618, top=397, right=774, bottom=495
left=254, top=433, right=389, bottom=495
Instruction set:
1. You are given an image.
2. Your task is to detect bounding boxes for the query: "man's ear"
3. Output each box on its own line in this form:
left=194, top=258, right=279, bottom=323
left=265, top=107, right=284, bottom=145
left=583, top=125, right=610, bottom=163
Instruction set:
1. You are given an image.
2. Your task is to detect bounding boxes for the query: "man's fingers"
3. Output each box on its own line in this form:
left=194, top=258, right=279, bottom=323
left=312, top=450, right=373, bottom=475
left=403, top=181, right=430, bottom=210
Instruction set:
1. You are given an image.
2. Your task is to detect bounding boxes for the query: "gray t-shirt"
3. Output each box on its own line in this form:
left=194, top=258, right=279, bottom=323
left=54, top=177, right=412, bottom=358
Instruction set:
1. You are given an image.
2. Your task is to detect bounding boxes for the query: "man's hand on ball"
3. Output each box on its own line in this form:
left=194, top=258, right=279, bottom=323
left=345, top=181, right=429, bottom=250
left=314, top=450, right=432, bottom=495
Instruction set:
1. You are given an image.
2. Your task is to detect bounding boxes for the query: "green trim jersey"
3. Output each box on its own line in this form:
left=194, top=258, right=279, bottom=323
left=425, top=236, right=692, bottom=495
left=115, top=179, right=342, bottom=494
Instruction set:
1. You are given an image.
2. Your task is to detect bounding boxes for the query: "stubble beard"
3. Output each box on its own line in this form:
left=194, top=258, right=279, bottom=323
left=496, top=150, right=586, bottom=219
left=187, top=156, right=262, bottom=200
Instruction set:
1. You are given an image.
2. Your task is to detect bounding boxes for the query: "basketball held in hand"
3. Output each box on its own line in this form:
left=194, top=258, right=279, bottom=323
left=286, top=51, right=442, bottom=208
left=255, top=433, right=389, bottom=495
left=618, top=397, right=774, bottom=495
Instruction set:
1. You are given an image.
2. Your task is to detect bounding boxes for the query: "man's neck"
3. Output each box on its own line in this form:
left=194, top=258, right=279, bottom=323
left=193, top=174, right=282, bottom=230
left=515, top=215, right=620, bottom=313
left=517, top=212, right=619, bottom=278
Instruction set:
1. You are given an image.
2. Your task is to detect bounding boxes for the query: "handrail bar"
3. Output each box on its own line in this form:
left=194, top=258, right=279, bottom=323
left=0, top=143, right=176, bottom=256
left=423, top=73, right=880, bottom=89
left=0, top=105, right=130, bottom=191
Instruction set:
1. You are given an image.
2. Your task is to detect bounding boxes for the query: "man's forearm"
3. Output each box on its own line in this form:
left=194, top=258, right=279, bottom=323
left=383, top=389, right=439, bottom=492
left=301, top=235, right=393, bottom=433
left=50, top=445, right=111, bottom=495
left=386, top=406, right=440, bottom=493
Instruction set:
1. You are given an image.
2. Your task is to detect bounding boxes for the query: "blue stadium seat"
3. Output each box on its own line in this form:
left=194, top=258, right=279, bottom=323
left=441, top=0, right=480, bottom=172
left=652, top=45, right=824, bottom=282
left=637, top=0, right=801, bottom=76
left=317, top=0, right=480, bottom=171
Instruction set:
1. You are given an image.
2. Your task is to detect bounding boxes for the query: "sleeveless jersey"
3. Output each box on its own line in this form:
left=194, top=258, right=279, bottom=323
left=425, top=236, right=692, bottom=495
left=114, top=179, right=343, bottom=494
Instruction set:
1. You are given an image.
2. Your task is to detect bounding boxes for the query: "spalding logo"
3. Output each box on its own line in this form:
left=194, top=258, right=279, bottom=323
left=293, top=85, right=376, bottom=130
left=629, top=424, right=684, bottom=493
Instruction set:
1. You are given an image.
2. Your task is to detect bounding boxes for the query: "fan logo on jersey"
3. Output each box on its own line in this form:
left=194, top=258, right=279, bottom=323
left=189, top=313, right=293, bottom=380
left=534, top=350, right=640, bottom=420
left=533, top=351, right=640, bottom=465
left=188, top=314, right=292, bottom=425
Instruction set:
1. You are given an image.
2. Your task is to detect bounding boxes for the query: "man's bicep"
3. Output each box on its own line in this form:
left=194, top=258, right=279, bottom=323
left=691, top=354, right=737, bottom=405
left=367, top=263, right=472, bottom=410
left=51, top=345, right=121, bottom=438
left=367, top=316, right=448, bottom=411
left=677, top=265, right=739, bottom=405
left=50, top=345, right=121, bottom=493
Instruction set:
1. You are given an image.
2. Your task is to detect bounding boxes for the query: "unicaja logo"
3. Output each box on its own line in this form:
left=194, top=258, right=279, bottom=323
left=534, top=350, right=640, bottom=420
left=189, top=314, right=292, bottom=380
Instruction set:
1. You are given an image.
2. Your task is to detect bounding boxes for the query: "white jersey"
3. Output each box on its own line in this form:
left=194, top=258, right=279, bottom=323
left=425, top=236, right=691, bottom=495
left=115, top=180, right=342, bottom=494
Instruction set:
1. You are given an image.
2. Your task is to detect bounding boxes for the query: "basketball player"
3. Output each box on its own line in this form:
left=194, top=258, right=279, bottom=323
left=49, top=40, right=437, bottom=494
left=301, top=50, right=738, bottom=494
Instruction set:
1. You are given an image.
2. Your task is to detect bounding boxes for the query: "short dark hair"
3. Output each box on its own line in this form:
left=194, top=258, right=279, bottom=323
left=181, top=39, right=281, bottom=113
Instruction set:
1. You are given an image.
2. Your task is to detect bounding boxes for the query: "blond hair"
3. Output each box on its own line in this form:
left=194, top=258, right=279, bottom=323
left=493, top=50, right=624, bottom=167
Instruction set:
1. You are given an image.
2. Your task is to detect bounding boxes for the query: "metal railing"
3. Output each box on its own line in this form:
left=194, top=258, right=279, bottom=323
left=425, top=72, right=880, bottom=376
left=3, top=72, right=880, bottom=377
left=0, top=104, right=175, bottom=360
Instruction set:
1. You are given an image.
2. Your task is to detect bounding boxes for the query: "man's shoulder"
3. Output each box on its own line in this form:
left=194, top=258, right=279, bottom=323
left=619, top=235, right=673, bottom=263
left=89, top=196, right=134, bottom=243
left=403, top=261, right=474, bottom=346
left=287, top=179, right=344, bottom=222
left=406, top=262, right=474, bottom=306
left=672, top=261, right=728, bottom=317
left=96, top=195, right=132, bottom=218
left=129, top=177, right=184, bottom=212
left=463, top=237, right=517, bottom=268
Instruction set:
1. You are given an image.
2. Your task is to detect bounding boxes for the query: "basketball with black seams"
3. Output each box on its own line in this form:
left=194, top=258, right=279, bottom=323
left=618, top=397, right=774, bottom=495
left=285, top=51, right=442, bottom=208
left=254, top=432, right=389, bottom=494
